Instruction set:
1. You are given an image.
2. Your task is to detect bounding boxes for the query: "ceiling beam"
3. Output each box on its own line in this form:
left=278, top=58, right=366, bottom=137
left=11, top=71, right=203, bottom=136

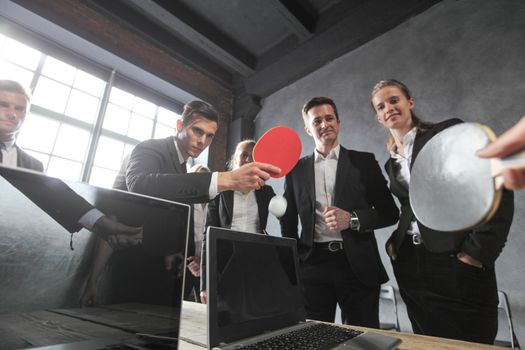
left=242, top=0, right=443, bottom=97
left=267, top=0, right=313, bottom=42
left=127, top=0, right=255, bottom=77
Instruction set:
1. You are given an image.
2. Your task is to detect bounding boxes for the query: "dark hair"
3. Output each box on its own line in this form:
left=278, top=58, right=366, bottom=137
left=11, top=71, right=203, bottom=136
left=371, top=79, right=434, bottom=149
left=0, top=80, right=31, bottom=101
left=302, top=97, right=339, bottom=122
left=181, top=100, right=219, bottom=125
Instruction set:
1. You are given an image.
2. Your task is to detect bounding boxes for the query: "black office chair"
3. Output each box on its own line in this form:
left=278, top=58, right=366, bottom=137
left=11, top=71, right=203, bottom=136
left=379, top=285, right=400, bottom=331
left=494, top=290, right=521, bottom=349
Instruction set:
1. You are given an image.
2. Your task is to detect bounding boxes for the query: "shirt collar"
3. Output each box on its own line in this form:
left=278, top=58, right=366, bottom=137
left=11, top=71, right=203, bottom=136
left=173, top=137, right=188, bottom=166
left=389, top=127, right=417, bottom=158
left=314, top=143, right=340, bottom=162
left=2, top=139, right=16, bottom=150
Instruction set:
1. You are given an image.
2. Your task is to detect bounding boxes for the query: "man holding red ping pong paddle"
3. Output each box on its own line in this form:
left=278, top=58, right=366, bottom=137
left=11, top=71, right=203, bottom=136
left=279, top=97, right=399, bottom=327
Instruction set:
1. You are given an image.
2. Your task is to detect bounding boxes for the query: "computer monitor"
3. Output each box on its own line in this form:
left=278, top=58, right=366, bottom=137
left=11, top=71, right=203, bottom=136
left=0, top=166, right=191, bottom=348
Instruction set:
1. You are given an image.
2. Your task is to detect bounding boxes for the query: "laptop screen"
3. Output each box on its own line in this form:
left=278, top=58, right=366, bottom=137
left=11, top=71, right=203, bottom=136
left=0, top=166, right=190, bottom=348
left=207, top=227, right=305, bottom=347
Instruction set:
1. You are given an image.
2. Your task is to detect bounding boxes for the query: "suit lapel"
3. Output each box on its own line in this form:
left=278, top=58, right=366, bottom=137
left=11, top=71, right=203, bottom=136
left=167, top=136, right=186, bottom=174
left=222, top=191, right=234, bottom=223
left=334, top=147, right=349, bottom=206
left=411, top=130, right=432, bottom=170
left=304, top=154, right=316, bottom=212
left=333, top=147, right=361, bottom=207
left=386, top=158, right=408, bottom=198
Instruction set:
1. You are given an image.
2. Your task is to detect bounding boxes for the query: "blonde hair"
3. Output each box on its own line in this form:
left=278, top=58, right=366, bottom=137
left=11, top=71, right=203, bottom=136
left=370, top=79, right=433, bottom=150
left=228, top=139, right=255, bottom=170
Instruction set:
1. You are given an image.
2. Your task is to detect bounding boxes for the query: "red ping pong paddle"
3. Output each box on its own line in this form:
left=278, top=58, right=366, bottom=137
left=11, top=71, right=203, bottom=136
left=253, top=126, right=302, bottom=178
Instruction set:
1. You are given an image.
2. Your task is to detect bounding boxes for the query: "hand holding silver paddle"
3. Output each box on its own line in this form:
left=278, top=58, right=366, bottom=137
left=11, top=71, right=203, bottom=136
left=409, top=122, right=525, bottom=232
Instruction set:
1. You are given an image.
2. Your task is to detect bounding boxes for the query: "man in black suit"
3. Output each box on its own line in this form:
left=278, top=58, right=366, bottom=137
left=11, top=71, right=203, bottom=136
left=0, top=79, right=141, bottom=247
left=0, top=80, right=43, bottom=172
left=280, top=97, right=399, bottom=327
left=124, top=100, right=278, bottom=203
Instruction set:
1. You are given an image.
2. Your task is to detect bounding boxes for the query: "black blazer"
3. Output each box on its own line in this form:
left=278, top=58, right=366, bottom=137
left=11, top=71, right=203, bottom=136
left=125, top=136, right=217, bottom=255
left=385, top=119, right=514, bottom=266
left=200, top=185, right=275, bottom=290
left=126, top=136, right=213, bottom=204
left=280, top=146, right=399, bottom=287
left=16, top=145, right=44, bottom=172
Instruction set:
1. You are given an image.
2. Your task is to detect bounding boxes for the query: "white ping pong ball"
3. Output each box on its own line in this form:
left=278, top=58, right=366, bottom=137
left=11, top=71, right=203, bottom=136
left=269, top=195, right=287, bottom=218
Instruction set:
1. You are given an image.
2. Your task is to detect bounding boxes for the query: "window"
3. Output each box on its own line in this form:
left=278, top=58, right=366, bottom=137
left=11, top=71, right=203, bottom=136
left=0, top=33, right=189, bottom=188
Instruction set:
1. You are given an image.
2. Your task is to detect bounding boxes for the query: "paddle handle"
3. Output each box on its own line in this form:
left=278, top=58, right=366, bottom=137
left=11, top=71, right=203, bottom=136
left=491, top=149, right=525, bottom=186
left=500, top=149, right=525, bottom=170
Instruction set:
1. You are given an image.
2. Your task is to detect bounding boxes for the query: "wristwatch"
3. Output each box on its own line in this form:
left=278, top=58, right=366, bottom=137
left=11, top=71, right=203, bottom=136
left=349, top=211, right=360, bottom=231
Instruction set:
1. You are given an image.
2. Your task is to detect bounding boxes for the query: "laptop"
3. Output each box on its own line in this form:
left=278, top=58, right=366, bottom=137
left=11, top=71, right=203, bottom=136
left=206, top=227, right=402, bottom=350
left=0, top=165, right=191, bottom=349
left=0, top=165, right=190, bottom=256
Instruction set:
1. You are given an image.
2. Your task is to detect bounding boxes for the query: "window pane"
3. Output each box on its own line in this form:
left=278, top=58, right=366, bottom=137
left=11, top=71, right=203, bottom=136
left=154, top=123, right=174, bottom=139
left=32, top=77, right=71, bottom=113
left=0, top=61, right=34, bottom=87
left=65, top=89, right=100, bottom=123
left=16, top=114, right=60, bottom=153
left=21, top=150, right=50, bottom=171
left=157, top=107, right=179, bottom=127
left=109, top=87, right=134, bottom=108
left=132, top=96, right=156, bottom=118
left=128, top=113, right=154, bottom=140
left=94, top=136, right=125, bottom=170
left=89, top=166, right=118, bottom=189
left=53, top=124, right=90, bottom=161
left=41, top=56, right=76, bottom=85
left=103, top=103, right=131, bottom=135
left=0, top=38, right=41, bottom=70
left=74, top=70, right=105, bottom=97
left=123, top=144, right=136, bottom=163
left=46, top=157, right=82, bottom=181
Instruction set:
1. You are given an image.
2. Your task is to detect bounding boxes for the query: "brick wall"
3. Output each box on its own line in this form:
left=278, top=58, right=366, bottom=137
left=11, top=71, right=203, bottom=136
left=13, top=0, right=232, bottom=170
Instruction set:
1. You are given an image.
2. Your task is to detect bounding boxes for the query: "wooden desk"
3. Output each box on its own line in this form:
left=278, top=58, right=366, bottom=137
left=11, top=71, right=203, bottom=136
left=179, top=301, right=509, bottom=350
left=0, top=301, right=510, bottom=349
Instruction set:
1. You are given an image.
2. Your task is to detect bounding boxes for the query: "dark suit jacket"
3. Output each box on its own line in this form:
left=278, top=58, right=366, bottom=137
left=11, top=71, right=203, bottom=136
left=280, top=146, right=399, bottom=287
left=385, top=118, right=514, bottom=266
left=125, top=136, right=218, bottom=255
left=125, top=136, right=212, bottom=204
left=200, top=185, right=276, bottom=290
left=16, top=145, right=44, bottom=172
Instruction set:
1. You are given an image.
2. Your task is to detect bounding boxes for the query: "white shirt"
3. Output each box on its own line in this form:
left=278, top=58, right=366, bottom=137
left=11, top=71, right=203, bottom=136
left=193, top=203, right=208, bottom=259
left=230, top=190, right=260, bottom=233
left=173, top=138, right=218, bottom=199
left=313, top=144, right=342, bottom=242
left=389, top=127, right=420, bottom=235
left=0, top=139, right=18, bottom=167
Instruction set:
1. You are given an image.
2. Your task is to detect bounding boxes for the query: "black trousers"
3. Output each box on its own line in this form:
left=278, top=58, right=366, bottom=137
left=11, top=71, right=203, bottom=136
left=392, top=236, right=498, bottom=344
left=300, top=247, right=380, bottom=328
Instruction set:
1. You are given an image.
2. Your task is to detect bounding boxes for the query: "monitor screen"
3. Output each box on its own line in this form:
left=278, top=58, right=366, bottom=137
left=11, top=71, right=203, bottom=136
left=207, top=227, right=305, bottom=347
left=0, top=166, right=190, bottom=349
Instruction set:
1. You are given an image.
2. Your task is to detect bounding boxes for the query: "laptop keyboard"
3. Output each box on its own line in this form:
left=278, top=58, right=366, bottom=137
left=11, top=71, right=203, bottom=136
left=238, top=322, right=363, bottom=350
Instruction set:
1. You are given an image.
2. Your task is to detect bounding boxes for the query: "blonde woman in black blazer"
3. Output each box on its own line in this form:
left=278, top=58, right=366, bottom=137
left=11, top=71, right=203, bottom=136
left=371, top=79, right=514, bottom=344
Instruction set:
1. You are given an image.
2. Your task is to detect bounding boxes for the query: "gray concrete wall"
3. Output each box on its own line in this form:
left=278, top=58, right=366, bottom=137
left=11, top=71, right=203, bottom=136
left=255, top=0, right=525, bottom=344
